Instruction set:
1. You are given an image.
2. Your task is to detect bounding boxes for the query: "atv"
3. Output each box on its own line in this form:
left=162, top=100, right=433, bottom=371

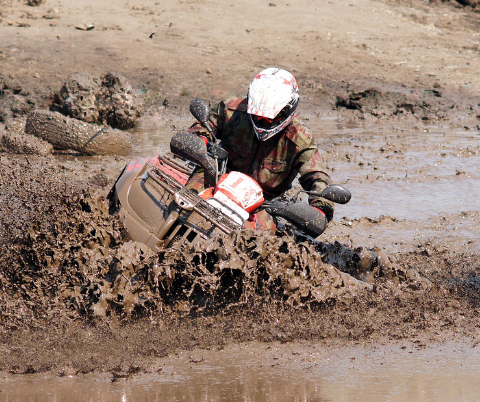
left=108, top=99, right=351, bottom=252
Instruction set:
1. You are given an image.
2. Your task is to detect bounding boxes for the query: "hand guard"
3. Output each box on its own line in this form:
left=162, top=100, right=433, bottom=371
left=263, top=200, right=327, bottom=238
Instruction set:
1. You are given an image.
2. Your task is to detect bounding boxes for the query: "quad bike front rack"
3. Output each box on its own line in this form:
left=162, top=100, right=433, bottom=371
left=110, top=155, right=241, bottom=252
left=146, top=166, right=241, bottom=248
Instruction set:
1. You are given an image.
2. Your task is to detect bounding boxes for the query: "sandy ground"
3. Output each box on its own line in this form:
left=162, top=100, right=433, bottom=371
left=3, top=0, right=480, bottom=117
left=1, top=0, right=480, bottom=377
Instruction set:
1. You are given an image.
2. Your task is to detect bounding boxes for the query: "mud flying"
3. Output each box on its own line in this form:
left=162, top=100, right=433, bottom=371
left=1, top=63, right=480, bottom=374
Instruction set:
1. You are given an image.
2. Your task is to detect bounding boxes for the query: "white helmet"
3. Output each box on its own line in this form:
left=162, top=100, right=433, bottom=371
left=247, top=68, right=300, bottom=141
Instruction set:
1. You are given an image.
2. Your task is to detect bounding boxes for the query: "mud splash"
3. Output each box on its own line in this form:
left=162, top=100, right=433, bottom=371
left=0, top=186, right=374, bottom=324
left=1, top=169, right=479, bottom=375
left=1, top=120, right=480, bottom=375
left=0, top=150, right=381, bottom=325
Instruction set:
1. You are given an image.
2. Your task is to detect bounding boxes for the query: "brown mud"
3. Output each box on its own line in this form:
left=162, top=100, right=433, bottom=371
left=0, top=0, right=480, bottom=380
left=25, top=109, right=132, bottom=155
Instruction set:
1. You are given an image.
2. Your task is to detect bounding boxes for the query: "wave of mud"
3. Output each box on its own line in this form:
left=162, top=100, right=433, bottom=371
left=1, top=156, right=480, bottom=374
left=0, top=187, right=374, bottom=323
left=0, top=156, right=382, bottom=324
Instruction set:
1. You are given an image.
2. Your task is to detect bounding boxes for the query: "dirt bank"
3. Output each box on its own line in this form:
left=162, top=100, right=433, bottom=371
left=0, top=0, right=479, bottom=376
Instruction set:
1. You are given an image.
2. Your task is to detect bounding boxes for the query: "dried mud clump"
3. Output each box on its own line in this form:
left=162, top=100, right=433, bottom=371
left=50, top=71, right=144, bottom=129
left=335, top=81, right=480, bottom=122
left=0, top=71, right=39, bottom=122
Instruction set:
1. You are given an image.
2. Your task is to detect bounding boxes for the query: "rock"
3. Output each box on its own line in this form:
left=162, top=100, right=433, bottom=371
left=0, top=71, right=38, bottom=122
left=52, top=71, right=101, bottom=124
left=75, top=23, right=95, bottom=31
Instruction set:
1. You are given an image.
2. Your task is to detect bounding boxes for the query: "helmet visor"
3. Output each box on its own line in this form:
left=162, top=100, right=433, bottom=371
left=250, top=109, right=287, bottom=131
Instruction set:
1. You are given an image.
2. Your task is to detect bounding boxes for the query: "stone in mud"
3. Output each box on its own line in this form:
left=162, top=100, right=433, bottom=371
left=99, top=72, right=144, bottom=129
left=25, top=109, right=132, bottom=155
left=51, top=71, right=144, bottom=129
left=52, top=71, right=101, bottom=124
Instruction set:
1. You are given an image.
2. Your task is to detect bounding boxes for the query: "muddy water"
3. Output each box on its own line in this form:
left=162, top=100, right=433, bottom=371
left=130, top=115, right=480, bottom=222
left=316, top=121, right=480, bottom=221
left=2, top=341, right=480, bottom=402
left=25, top=115, right=476, bottom=401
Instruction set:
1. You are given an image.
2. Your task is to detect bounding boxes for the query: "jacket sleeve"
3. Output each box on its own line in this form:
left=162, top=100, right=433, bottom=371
left=295, top=142, right=335, bottom=222
left=187, top=101, right=226, bottom=142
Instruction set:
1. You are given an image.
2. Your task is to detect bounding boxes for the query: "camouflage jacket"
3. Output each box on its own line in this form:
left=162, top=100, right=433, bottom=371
left=188, top=97, right=335, bottom=220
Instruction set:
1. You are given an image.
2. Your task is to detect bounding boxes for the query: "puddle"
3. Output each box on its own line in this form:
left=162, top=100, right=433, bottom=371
left=129, top=114, right=189, bottom=156
left=333, top=178, right=478, bottom=221
left=315, top=121, right=480, bottom=221
left=2, top=341, right=480, bottom=402
left=2, top=115, right=479, bottom=400
left=330, top=210, right=480, bottom=254
left=129, top=115, right=480, bottom=222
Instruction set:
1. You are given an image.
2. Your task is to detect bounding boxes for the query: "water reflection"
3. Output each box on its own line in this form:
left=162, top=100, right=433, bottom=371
left=129, top=115, right=480, bottom=221
left=2, top=341, right=480, bottom=402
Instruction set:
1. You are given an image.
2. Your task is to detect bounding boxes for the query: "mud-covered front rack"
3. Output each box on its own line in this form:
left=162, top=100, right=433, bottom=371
left=110, top=154, right=242, bottom=252
left=147, top=166, right=242, bottom=237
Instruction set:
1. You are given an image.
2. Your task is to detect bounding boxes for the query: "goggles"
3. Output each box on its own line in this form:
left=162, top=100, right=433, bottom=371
left=251, top=109, right=287, bottom=130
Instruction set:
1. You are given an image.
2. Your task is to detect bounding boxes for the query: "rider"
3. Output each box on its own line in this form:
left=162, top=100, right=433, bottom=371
left=186, top=67, right=334, bottom=232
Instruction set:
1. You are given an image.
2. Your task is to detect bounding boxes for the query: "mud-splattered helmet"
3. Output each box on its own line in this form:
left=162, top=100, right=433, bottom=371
left=247, top=68, right=300, bottom=141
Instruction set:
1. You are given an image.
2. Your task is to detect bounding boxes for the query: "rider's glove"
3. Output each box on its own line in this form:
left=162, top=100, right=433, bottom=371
left=309, top=180, right=335, bottom=222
